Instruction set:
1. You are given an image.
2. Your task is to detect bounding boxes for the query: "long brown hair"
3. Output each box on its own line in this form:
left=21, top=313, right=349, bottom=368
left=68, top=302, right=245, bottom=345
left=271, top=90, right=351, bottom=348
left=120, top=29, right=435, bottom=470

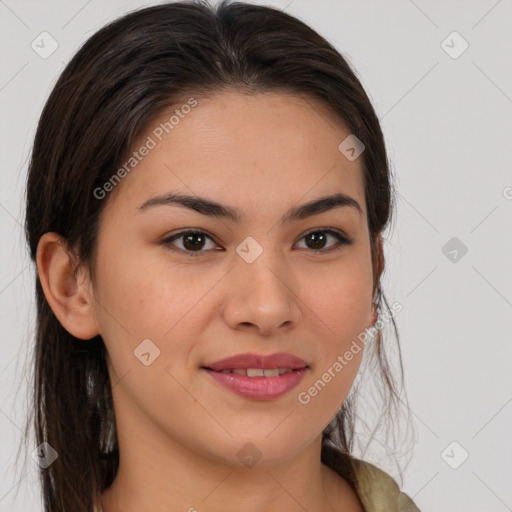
left=20, top=1, right=413, bottom=510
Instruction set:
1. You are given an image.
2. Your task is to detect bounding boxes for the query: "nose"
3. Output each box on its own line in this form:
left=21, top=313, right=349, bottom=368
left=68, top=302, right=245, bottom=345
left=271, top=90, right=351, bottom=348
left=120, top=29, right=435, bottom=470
left=221, top=249, right=302, bottom=336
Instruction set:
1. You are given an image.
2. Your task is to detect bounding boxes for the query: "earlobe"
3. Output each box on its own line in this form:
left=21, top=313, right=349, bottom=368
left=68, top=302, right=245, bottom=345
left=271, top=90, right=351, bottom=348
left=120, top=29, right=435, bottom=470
left=36, top=232, right=100, bottom=340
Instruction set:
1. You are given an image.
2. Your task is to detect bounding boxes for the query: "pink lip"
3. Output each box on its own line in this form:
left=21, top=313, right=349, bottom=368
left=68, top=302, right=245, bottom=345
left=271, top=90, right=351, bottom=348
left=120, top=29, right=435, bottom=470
left=201, top=352, right=309, bottom=371
left=202, top=367, right=309, bottom=400
left=200, top=352, right=310, bottom=401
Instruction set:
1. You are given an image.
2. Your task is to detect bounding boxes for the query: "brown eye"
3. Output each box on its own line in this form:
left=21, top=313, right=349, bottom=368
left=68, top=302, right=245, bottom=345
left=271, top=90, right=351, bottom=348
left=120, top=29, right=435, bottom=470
left=296, top=229, right=352, bottom=253
left=161, top=228, right=352, bottom=258
left=162, top=230, right=218, bottom=257
left=181, top=232, right=207, bottom=251
left=304, top=231, right=329, bottom=250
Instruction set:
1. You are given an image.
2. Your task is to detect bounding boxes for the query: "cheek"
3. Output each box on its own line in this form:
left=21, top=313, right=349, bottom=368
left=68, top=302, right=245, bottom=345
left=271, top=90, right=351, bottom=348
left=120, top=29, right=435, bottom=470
left=94, top=256, right=200, bottom=422
left=92, top=249, right=213, bottom=392
left=297, top=260, right=371, bottom=406
left=94, top=246, right=193, bottom=336
left=303, top=260, right=373, bottom=343
left=295, top=277, right=368, bottom=427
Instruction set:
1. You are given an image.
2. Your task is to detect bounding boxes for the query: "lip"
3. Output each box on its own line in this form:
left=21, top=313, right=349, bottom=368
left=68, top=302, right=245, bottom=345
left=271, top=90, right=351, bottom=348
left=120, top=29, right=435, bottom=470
left=202, top=367, right=309, bottom=400
left=201, top=352, right=309, bottom=371
left=200, top=352, right=310, bottom=401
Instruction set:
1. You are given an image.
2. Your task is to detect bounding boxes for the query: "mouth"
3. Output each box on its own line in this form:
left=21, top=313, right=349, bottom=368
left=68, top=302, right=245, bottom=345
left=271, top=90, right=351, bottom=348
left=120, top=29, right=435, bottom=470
left=200, top=366, right=309, bottom=377
left=201, top=351, right=310, bottom=373
left=199, top=352, right=310, bottom=399
left=200, top=365, right=310, bottom=400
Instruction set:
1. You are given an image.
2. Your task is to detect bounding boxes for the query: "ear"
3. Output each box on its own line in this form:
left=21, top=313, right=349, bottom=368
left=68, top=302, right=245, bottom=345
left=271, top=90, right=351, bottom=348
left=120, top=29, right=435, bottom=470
left=36, top=232, right=100, bottom=340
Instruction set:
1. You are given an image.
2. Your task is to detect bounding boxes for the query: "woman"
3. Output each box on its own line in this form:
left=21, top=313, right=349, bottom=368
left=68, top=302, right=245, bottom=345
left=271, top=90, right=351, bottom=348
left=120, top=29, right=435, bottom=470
left=24, top=1, right=420, bottom=510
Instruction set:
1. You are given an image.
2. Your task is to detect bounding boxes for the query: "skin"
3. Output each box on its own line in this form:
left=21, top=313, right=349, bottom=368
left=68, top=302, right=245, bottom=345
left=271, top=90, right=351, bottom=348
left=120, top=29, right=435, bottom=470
left=37, top=90, right=383, bottom=512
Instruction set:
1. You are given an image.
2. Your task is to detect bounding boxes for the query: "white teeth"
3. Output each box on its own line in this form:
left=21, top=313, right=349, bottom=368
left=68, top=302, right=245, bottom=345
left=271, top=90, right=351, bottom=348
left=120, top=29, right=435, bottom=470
left=217, top=368, right=294, bottom=377
left=247, top=368, right=265, bottom=377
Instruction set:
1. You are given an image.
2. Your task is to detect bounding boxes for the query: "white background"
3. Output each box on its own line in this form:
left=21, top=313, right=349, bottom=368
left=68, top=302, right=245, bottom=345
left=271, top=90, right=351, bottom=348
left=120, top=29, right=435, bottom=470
left=0, top=1, right=511, bottom=511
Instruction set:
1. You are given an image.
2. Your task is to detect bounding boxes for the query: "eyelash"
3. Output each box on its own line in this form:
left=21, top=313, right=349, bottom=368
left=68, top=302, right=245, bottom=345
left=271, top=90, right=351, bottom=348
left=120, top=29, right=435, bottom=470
left=160, top=228, right=352, bottom=257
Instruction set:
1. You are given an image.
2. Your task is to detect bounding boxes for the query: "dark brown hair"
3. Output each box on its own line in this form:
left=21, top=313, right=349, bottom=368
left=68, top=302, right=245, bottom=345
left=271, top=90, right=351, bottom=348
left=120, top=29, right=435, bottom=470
left=20, top=1, right=412, bottom=510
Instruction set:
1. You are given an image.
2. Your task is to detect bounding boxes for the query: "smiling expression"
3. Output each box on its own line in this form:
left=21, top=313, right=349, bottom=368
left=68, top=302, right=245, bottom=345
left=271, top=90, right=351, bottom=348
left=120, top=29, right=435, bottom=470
left=86, top=90, right=376, bottom=465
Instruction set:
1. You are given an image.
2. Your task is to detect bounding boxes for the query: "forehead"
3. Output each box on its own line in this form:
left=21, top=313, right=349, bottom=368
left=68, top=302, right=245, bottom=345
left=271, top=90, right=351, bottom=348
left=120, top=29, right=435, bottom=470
left=102, top=90, right=366, bottom=220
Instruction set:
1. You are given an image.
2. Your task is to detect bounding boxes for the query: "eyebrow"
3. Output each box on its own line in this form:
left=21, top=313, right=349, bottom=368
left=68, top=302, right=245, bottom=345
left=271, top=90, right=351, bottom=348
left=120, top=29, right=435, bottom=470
left=137, top=191, right=362, bottom=223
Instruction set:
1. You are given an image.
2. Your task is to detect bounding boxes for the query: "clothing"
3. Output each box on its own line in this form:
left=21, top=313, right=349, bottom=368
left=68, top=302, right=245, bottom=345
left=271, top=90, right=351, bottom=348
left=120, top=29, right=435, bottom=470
left=94, top=446, right=421, bottom=512
left=322, top=443, right=421, bottom=511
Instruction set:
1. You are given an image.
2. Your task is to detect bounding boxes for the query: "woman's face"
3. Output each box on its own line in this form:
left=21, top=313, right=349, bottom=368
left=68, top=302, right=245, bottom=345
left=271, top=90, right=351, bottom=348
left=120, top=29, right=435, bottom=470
left=88, top=90, right=376, bottom=466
